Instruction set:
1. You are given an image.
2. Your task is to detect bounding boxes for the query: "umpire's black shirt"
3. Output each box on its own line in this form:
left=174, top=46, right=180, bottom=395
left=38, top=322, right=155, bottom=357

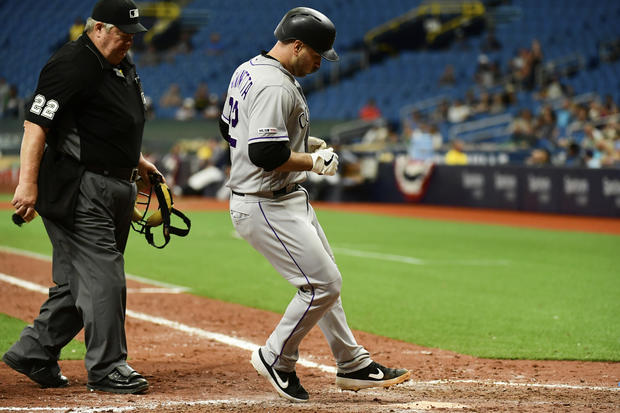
left=26, top=33, right=145, bottom=168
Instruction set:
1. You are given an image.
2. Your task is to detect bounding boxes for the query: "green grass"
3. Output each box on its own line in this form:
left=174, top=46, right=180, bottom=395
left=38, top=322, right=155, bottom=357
left=1, top=208, right=618, bottom=361
left=0, top=313, right=85, bottom=360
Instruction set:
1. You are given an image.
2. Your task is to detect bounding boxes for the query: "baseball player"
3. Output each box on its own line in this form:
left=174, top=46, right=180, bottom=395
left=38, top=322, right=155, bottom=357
left=219, top=7, right=411, bottom=402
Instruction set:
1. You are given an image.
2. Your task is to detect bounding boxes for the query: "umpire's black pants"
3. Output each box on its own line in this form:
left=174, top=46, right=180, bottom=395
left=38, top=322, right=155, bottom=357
left=6, top=171, right=136, bottom=382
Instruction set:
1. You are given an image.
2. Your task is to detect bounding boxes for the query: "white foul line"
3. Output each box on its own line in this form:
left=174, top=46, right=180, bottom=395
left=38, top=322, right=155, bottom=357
left=333, top=247, right=425, bottom=265
left=0, top=398, right=264, bottom=412
left=403, top=379, right=619, bottom=393
left=0, top=245, right=189, bottom=293
left=332, top=247, right=510, bottom=266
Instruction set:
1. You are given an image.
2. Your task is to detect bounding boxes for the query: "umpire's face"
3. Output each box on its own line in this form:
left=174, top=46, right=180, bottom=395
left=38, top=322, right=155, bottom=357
left=93, top=22, right=135, bottom=65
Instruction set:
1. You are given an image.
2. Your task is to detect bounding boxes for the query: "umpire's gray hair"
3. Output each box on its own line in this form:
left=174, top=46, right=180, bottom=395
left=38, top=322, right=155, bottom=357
left=85, top=17, right=114, bottom=33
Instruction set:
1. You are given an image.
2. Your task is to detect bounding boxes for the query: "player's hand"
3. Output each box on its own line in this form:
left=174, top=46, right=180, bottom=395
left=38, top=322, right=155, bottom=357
left=308, top=136, right=327, bottom=153
left=311, top=147, right=339, bottom=176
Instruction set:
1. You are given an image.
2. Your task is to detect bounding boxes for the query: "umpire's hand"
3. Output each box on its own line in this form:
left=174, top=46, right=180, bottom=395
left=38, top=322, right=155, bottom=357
left=12, top=182, right=38, bottom=223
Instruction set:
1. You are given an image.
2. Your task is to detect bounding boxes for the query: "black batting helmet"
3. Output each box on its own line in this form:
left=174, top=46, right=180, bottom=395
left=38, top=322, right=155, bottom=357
left=274, top=7, right=339, bottom=61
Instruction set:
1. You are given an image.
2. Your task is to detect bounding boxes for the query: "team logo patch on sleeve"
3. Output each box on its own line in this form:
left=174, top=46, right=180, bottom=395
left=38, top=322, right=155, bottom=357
left=258, top=127, right=278, bottom=134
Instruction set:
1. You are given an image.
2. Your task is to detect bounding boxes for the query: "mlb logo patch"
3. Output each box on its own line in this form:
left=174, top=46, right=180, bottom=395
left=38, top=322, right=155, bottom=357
left=258, top=128, right=278, bottom=134
left=129, top=9, right=139, bottom=18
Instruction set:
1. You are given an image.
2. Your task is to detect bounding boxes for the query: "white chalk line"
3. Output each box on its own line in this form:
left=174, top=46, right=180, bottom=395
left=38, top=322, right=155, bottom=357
left=0, top=398, right=472, bottom=412
left=0, top=245, right=189, bottom=293
left=0, top=398, right=263, bottom=412
left=332, top=247, right=510, bottom=266
left=403, top=379, right=619, bottom=392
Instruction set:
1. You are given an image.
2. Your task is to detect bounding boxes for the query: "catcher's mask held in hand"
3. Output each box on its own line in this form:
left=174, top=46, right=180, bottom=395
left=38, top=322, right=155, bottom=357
left=131, top=173, right=191, bottom=248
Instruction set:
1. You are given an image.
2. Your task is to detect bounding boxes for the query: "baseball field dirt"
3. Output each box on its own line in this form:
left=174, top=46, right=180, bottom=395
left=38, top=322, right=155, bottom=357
left=1, top=198, right=619, bottom=412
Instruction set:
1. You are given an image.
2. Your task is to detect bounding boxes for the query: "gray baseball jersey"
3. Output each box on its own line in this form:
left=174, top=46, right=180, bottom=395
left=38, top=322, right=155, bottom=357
left=221, top=54, right=309, bottom=193
left=223, top=53, right=371, bottom=374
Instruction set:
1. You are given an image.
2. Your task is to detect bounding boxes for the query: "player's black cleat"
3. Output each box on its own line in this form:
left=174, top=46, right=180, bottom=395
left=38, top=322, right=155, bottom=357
left=2, top=351, right=69, bottom=388
left=86, top=365, right=148, bottom=394
left=335, top=361, right=411, bottom=391
left=251, top=348, right=309, bottom=402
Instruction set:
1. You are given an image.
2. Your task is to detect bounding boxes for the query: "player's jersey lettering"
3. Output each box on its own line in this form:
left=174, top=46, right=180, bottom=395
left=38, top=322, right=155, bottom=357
left=230, top=69, right=254, bottom=100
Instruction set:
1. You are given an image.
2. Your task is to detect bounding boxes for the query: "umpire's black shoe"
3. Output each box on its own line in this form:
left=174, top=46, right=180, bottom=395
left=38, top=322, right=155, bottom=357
left=86, top=365, right=148, bottom=394
left=336, top=361, right=411, bottom=391
left=2, top=351, right=69, bottom=388
left=251, top=348, right=309, bottom=402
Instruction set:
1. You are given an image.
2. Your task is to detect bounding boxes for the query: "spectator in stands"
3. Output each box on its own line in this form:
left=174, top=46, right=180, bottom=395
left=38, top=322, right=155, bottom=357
left=563, top=142, right=584, bottom=167
left=407, top=122, right=438, bottom=161
left=138, top=44, right=160, bottom=67
left=359, top=98, right=382, bottom=120
left=193, top=82, right=210, bottom=112
left=203, top=93, right=222, bottom=119
left=602, top=94, right=619, bottom=114
left=447, top=99, right=471, bottom=123
left=205, top=32, right=224, bottom=56
left=159, top=83, right=183, bottom=108
left=509, top=109, right=536, bottom=147
left=583, top=149, right=601, bottom=168
left=164, top=30, right=194, bottom=62
left=488, top=92, right=506, bottom=114
left=430, top=99, right=449, bottom=123
left=535, top=106, right=559, bottom=147
left=566, top=105, right=589, bottom=135
left=509, top=40, right=542, bottom=91
left=555, top=98, right=574, bottom=131
left=361, top=122, right=390, bottom=145
left=69, top=17, right=85, bottom=41
left=480, top=29, right=502, bottom=53
left=3, top=84, right=23, bottom=119
left=0, top=77, right=9, bottom=117
left=473, top=91, right=490, bottom=114
left=439, top=64, right=456, bottom=86
left=602, top=117, right=619, bottom=141
left=581, top=124, right=607, bottom=165
left=535, top=74, right=566, bottom=101
left=175, top=98, right=196, bottom=121
left=525, top=148, right=551, bottom=166
left=444, top=139, right=468, bottom=165
left=474, top=54, right=496, bottom=88
left=527, top=39, right=544, bottom=86
left=464, top=89, right=478, bottom=109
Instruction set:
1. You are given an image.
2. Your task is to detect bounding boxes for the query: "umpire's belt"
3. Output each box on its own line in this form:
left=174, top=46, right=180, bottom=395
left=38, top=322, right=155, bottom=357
left=85, top=165, right=139, bottom=182
left=232, top=183, right=301, bottom=198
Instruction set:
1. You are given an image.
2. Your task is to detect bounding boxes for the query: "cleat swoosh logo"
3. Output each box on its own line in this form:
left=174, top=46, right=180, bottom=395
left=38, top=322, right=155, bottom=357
left=368, top=368, right=384, bottom=380
left=274, top=371, right=289, bottom=389
left=324, top=156, right=333, bottom=166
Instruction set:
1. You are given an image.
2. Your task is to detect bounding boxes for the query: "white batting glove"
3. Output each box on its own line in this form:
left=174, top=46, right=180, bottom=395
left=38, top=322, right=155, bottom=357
left=310, top=147, right=339, bottom=176
left=308, top=136, right=327, bottom=152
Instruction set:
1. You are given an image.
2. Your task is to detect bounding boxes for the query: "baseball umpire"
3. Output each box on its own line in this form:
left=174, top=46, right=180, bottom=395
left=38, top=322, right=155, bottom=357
left=3, top=0, right=161, bottom=394
left=220, top=7, right=411, bottom=402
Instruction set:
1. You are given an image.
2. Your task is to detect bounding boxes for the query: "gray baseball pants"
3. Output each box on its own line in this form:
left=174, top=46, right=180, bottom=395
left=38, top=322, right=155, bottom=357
left=6, top=171, right=136, bottom=382
left=230, top=187, right=371, bottom=373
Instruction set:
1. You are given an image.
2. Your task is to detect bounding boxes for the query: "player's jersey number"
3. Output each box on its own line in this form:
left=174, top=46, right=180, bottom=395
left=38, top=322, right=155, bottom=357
left=30, top=94, right=59, bottom=120
left=223, top=97, right=239, bottom=148
left=227, top=97, right=239, bottom=128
